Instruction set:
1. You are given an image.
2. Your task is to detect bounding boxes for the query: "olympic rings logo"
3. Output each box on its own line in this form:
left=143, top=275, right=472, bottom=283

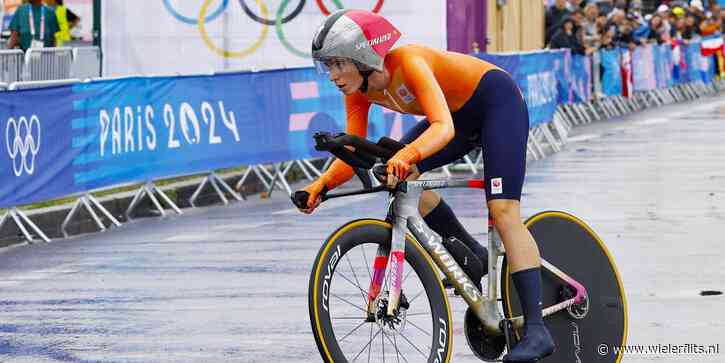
left=162, top=0, right=385, bottom=59
left=5, top=115, right=41, bottom=177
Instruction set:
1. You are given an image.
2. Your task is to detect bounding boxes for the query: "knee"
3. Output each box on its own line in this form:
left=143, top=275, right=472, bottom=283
left=418, top=190, right=441, bottom=217
left=408, top=166, right=441, bottom=216
left=489, top=200, right=521, bottom=232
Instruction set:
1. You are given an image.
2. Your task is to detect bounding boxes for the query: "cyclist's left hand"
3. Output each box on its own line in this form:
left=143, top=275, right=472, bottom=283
left=386, top=145, right=421, bottom=188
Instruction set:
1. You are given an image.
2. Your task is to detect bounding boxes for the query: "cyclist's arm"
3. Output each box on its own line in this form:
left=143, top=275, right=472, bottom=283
left=319, top=92, right=371, bottom=189
left=400, top=56, right=454, bottom=160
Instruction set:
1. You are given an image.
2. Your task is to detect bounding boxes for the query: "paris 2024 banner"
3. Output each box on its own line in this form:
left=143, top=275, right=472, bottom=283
left=102, top=0, right=446, bottom=77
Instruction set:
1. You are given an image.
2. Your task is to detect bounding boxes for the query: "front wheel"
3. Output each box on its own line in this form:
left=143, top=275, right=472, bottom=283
left=501, top=211, right=628, bottom=363
left=309, top=219, right=453, bottom=363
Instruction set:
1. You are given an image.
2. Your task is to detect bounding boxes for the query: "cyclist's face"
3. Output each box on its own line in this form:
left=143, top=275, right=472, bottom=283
left=327, top=58, right=363, bottom=95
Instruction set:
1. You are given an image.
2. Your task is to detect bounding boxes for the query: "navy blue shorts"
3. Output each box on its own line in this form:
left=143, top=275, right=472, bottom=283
left=400, top=69, right=529, bottom=201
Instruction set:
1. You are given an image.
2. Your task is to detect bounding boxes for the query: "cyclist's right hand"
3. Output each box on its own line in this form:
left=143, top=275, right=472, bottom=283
left=293, top=178, right=328, bottom=214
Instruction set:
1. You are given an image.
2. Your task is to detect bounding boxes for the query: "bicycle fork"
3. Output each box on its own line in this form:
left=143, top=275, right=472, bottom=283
left=366, top=216, right=407, bottom=317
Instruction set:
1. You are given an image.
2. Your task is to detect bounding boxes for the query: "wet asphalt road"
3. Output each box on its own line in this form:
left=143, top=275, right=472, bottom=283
left=1, top=95, right=725, bottom=363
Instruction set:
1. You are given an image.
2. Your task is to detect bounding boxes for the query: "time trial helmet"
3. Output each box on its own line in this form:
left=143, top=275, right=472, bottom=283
left=311, top=9, right=401, bottom=74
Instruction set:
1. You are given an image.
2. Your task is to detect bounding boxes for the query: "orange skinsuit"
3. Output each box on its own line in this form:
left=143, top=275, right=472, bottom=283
left=318, top=44, right=501, bottom=190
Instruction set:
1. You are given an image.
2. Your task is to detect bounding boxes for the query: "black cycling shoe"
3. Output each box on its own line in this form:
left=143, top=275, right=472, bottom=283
left=502, top=323, right=555, bottom=363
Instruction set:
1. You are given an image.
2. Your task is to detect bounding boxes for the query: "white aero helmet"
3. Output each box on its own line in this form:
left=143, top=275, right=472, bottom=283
left=311, top=9, right=401, bottom=74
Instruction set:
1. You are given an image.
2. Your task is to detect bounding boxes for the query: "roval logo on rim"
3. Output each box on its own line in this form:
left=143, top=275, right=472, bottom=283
left=5, top=115, right=41, bottom=177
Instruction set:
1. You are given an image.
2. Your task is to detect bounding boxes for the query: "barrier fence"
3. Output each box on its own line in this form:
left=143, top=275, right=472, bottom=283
left=0, top=46, right=100, bottom=83
left=23, top=47, right=73, bottom=81
left=0, top=41, right=723, bottom=243
left=0, top=49, right=24, bottom=83
left=70, top=47, right=103, bottom=80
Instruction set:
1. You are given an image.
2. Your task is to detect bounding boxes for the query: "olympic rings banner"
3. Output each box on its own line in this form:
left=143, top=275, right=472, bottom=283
left=1, top=44, right=719, bottom=208
left=101, top=0, right=446, bottom=77
left=0, top=86, right=79, bottom=208
left=0, top=67, right=420, bottom=208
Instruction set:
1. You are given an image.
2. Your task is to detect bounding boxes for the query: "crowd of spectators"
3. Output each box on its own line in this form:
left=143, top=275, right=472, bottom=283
left=546, top=0, right=725, bottom=54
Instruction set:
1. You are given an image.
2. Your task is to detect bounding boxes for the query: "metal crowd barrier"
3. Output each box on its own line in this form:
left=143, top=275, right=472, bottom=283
left=2, top=72, right=724, bottom=243
left=1, top=46, right=100, bottom=84
left=7, top=78, right=81, bottom=90
left=70, top=46, right=102, bottom=79
left=0, top=49, right=24, bottom=83
left=23, top=47, right=73, bottom=81
left=252, top=77, right=724, bottom=198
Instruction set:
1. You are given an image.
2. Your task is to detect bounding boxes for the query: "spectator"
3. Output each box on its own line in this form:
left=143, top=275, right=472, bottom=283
left=614, top=0, right=627, bottom=11
left=656, top=4, right=670, bottom=18
left=567, top=0, right=585, bottom=11
left=581, top=3, right=601, bottom=48
left=606, top=8, right=626, bottom=35
left=6, top=0, right=59, bottom=51
left=594, top=0, right=614, bottom=16
left=614, top=16, right=641, bottom=50
left=596, top=13, right=610, bottom=36
left=672, top=15, right=687, bottom=40
left=629, top=0, right=643, bottom=15
left=720, top=8, right=725, bottom=33
left=655, top=5, right=673, bottom=36
left=689, top=0, right=705, bottom=26
left=44, top=0, right=71, bottom=47
left=630, top=13, right=651, bottom=43
left=648, top=14, right=670, bottom=44
left=682, top=14, right=697, bottom=40
left=670, top=5, right=686, bottom=37
left=709, top=4, right=724, bottom=32
left=700, top=11, right=720, bottom=36
left=571, top=9, right=585, bottom=26
left=600, top=29, right=616, bottom=49
left=549, top=17, right=588, bottom=54
left=546, top=0, right=571, bottom=45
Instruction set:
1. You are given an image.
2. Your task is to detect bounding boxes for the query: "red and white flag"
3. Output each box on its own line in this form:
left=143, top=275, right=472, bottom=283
left=701, top=34, right=724, bottom=57
left=620, top=50, right=633, bottom=98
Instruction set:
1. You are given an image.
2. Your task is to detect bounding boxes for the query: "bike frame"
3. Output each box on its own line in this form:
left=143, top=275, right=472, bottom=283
left=364, top=178, right=589, bottom=335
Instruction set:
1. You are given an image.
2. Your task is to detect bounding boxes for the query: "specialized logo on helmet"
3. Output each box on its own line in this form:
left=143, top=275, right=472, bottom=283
left=5, top=115, right=41, bottom=177
left=356, top=32, right=393, bottom=50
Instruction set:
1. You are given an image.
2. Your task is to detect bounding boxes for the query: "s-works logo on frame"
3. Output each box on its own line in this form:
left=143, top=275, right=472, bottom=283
left=5, top=115, right=41, bottom=177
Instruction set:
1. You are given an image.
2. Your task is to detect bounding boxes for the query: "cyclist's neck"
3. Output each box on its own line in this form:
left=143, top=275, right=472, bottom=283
left=363, top=69, right=391, bottom=93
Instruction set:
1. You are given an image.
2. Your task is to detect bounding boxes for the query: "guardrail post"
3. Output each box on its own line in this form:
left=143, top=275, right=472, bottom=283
left=190, top=171, right=245, bottom=207
left=61, top=193, right=122, bottom=238
left=0, top=207, right=50, bottom=243
left=125, top=181, right=182, bottom=220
